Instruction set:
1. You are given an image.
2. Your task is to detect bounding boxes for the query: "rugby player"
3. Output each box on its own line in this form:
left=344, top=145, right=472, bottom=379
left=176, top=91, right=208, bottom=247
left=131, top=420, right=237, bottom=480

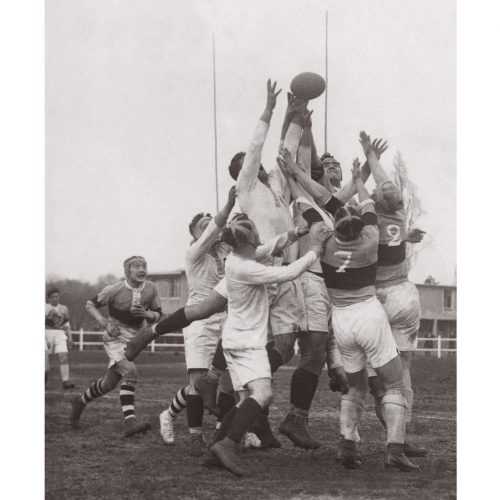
left=208, top=213, right=331, bottom=476
left=45, top=287, right=74, bottom=389
left=161, top=187, right=236, bottom=456
left=69, top=256, right=161, bottom=437
left=279, top=147, right=419, bottom=471
left=124, top=228, right=309, bottom=448
left=359, top=131, right=427, bottom=457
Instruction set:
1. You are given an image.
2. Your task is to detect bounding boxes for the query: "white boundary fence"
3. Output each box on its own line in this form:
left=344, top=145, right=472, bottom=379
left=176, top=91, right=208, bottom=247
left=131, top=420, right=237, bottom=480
left=71, top=331, right=456, bottom=358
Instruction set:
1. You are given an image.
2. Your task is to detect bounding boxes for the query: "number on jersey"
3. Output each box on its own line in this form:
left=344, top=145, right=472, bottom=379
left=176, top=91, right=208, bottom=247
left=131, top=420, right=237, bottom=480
left=387, top=224, right=402, bottom=246
left=335, top=251, right=353, bottom=273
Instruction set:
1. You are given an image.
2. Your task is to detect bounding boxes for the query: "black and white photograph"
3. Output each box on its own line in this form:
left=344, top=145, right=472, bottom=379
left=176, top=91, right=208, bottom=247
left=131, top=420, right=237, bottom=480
left=11, top=0, right=467, bottom=497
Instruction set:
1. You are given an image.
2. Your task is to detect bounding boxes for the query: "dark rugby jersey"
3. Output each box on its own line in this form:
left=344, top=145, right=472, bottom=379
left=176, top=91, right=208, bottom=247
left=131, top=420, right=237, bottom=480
left=91, top=280, right=162, bottom=329
left=376, top=205, right=409, bottom=286
left=303, top=196, right=379, bottom=306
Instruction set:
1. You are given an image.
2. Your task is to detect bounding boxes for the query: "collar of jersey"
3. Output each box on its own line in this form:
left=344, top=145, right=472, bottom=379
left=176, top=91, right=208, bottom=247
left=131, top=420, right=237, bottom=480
left=124, top=280, right=146, bottom=292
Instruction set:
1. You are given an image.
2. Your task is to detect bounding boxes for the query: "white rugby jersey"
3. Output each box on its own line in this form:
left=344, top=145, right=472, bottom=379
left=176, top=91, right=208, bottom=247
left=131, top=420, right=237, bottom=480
left=236, top=120, right=302, bottom=263
left=222, top=249, right=317, bottom=350
left=45, top=303, right=70, bottom=330
left=185, top=218, right=231, bottom=305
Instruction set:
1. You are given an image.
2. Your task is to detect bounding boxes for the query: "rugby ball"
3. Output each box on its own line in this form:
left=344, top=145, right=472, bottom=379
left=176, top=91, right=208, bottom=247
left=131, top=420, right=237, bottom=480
left=290, top=72, right=326, bottom=100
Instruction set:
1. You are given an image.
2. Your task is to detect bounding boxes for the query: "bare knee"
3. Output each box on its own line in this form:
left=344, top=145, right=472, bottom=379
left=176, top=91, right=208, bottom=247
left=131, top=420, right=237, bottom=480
left=57, top=352, right=69, bottom=364
left=298, top=332, right=327, bottom=375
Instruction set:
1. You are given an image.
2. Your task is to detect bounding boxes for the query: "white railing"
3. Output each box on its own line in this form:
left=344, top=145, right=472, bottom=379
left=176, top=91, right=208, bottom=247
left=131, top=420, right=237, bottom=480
left=70, top=330, right=456, bottom=358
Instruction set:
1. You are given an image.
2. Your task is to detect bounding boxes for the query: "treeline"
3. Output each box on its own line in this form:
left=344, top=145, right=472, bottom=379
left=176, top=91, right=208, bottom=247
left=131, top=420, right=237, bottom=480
left=46, top=274, right=120, bottom=331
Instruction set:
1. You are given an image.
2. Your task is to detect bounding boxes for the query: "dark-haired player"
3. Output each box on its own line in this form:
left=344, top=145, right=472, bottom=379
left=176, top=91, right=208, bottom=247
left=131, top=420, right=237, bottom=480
left=279, top=148, right=419, bottom=471
left=161, top=187, right=236, bottom=456
left=69, top=256, right=161, bottom=437
left=45, top=287, right=74, bottom=388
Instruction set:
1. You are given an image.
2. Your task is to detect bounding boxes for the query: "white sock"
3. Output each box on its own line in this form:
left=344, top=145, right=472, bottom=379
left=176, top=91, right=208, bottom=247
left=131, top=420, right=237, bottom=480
left=405, top=388, right=414, bottom=423
left=60, top=363, right=70, bottom=382
left=382, top=390, right=407, bottom=444
left=340, top=394, right=364, bottom=442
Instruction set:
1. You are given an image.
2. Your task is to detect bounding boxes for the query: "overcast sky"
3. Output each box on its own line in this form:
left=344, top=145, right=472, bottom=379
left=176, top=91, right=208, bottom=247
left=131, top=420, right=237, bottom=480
left=46, top=0, right=456, bottom=285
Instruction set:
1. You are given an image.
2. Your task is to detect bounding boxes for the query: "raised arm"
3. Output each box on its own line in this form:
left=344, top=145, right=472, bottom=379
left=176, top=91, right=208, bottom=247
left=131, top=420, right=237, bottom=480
left=187, top=187, right=237, bottom=262
left=255, top=226, right=308, bottom=261
left=236, top=80, right=281, bottom=192
left=278, top=147, right=332, bottom=206
left=359, top=132, right=391, bottom=185
left=239, top=225, right=331, bottom=285
left=296, top=110, right=313, bottom=175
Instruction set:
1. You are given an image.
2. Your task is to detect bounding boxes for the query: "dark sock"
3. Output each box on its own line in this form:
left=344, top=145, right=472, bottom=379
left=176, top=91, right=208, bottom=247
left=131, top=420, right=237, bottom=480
left=215, top=406, right=238, bottom=442
left=217, top=391, right=236, bottom=421
left=266, top=345, right=284, bottom=374
left=212, top=340, right=227, bottom=371
left=226, top=398, right=263, bottom=443
left=186, top=394, right=204, bottom=430
left=156, top=308, right=189, bottom=335
left=290, top=369, right=298, bottom=407
left=290, top=367, right=319, bottom=412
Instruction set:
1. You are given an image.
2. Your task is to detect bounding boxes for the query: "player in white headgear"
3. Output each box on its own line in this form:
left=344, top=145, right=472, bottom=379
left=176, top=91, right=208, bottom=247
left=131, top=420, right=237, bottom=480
left=69, top=256, right=161, bottom=438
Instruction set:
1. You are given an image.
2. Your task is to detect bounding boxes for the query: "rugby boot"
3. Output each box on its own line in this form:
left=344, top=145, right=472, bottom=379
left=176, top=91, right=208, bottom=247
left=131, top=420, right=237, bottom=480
left=337, top=436, right=362, bottom=467
left=201, top=448, right=224, bottom=469
left=69, top=396, right=86, bottom=429
left=403, top=441, right=428, bottom=457
left=189, top=433, right=207, bottom=457
left=62, top=381, right=75, bottom=389
left=124, top=417, right=151, bottom=438
left=159, top=410, right=175, bottom=445
left=210, top=437, right=246, bottom=477
left=384, top=443, right=420, bottom=471
left=278, top=413, right=320, bottom=450
left=249, top=413, right=281, bottom=449
left=194, top=375, right=220, bottom=417
left=125, top=325, right=158, bottom=361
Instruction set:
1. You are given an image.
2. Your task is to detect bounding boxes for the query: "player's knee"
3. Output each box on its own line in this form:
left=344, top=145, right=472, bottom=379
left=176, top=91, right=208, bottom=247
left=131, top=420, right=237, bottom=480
left=115, top=360, right=138, bottom=379
left=252, top=390, right=273, bottom=408
left=384, top=380, right=405, bottom=393
left=347, top=385, right=367, bottom=400
left=274, top=333, right=296, bottom=365
left=219, top=370, right=234, bottom=394
left=57, top=352, right=69, bottom=364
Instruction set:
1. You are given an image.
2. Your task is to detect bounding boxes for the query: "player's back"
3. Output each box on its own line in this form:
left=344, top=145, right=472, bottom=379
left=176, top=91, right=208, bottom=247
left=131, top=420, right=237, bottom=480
left=321, top=225, right=379, bottom=307
left=376, top=207, right=409, bottom=287
left=222, top=253, right=270, bottom=350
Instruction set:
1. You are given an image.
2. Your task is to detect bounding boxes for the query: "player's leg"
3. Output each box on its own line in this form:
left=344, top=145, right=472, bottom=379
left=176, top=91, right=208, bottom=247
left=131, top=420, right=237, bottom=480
left=69, top=365, right=121, bottom=428
left=45, top=336, right=51, bottom=384
left=215, top=370, right=236, bottom=435
left=113, top=359, right=151, bottom=437
left=125, top=289, right=227, bottom=361
left=210, top=349, right=272, bottom=476
left=280, top=331, right=327, bottom=449
left=54, top=330, right=74, bottom=389
left=361, top=298, right=419, bottom=471
left=325, top=322, right=350, bottom=394
left=159, top=384, right=189, bottom=445
left=212, top=378, right=272, bottom=477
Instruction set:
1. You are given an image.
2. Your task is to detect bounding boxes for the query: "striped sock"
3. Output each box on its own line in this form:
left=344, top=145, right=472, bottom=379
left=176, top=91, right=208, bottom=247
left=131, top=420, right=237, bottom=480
left=81, top=378, right=106, bottom=405
left=120, top=383, right=136, bottom=420
left=167, top=385, right=188, bottom=419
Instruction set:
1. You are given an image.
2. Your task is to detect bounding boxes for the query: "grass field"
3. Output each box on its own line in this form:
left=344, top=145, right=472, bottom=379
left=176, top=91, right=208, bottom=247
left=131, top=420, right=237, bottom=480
left=45, top=351, right=456, bottom=499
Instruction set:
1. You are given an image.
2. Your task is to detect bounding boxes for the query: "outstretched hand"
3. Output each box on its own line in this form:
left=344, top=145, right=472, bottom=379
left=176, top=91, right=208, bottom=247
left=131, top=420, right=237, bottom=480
left=372, top=138, right=388, bottom=159
left=227, top=186, right=237, bottom=206
left=351, top=158, right=362, bottom=181
left=266, top=79, right=282, bottom=111
left=407, top=228, right=426, bottom=243
left=359, top=131, right=373, bottom=155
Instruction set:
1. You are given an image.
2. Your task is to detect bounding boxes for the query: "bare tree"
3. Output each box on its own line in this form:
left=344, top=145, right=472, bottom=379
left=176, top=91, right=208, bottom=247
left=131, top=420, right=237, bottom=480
left=392, top=151, right=427, bottom=269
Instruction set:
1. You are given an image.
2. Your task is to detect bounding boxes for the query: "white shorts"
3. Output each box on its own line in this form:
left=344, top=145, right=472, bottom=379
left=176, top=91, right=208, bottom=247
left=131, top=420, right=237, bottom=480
left=45, top=329, right=68, bottom=354
left=331, top=296, right=399, bottom=374
left=103, top=324, right=138, bottom=367
left=224, top=347, right=271, bottom=392
left=376, top=281, right=421, bottom=351
left=183, top=311, right=226, bottom=370
left=268, top=278, right=307, bottom=338
left=300, top=271, right=331, bottom=333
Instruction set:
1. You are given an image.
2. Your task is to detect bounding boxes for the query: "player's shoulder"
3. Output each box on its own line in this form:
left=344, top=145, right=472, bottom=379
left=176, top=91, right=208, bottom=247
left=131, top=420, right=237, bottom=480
left=144, top=280, right=159, bottom=292
left=99, top=281, right=124, bottom=295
